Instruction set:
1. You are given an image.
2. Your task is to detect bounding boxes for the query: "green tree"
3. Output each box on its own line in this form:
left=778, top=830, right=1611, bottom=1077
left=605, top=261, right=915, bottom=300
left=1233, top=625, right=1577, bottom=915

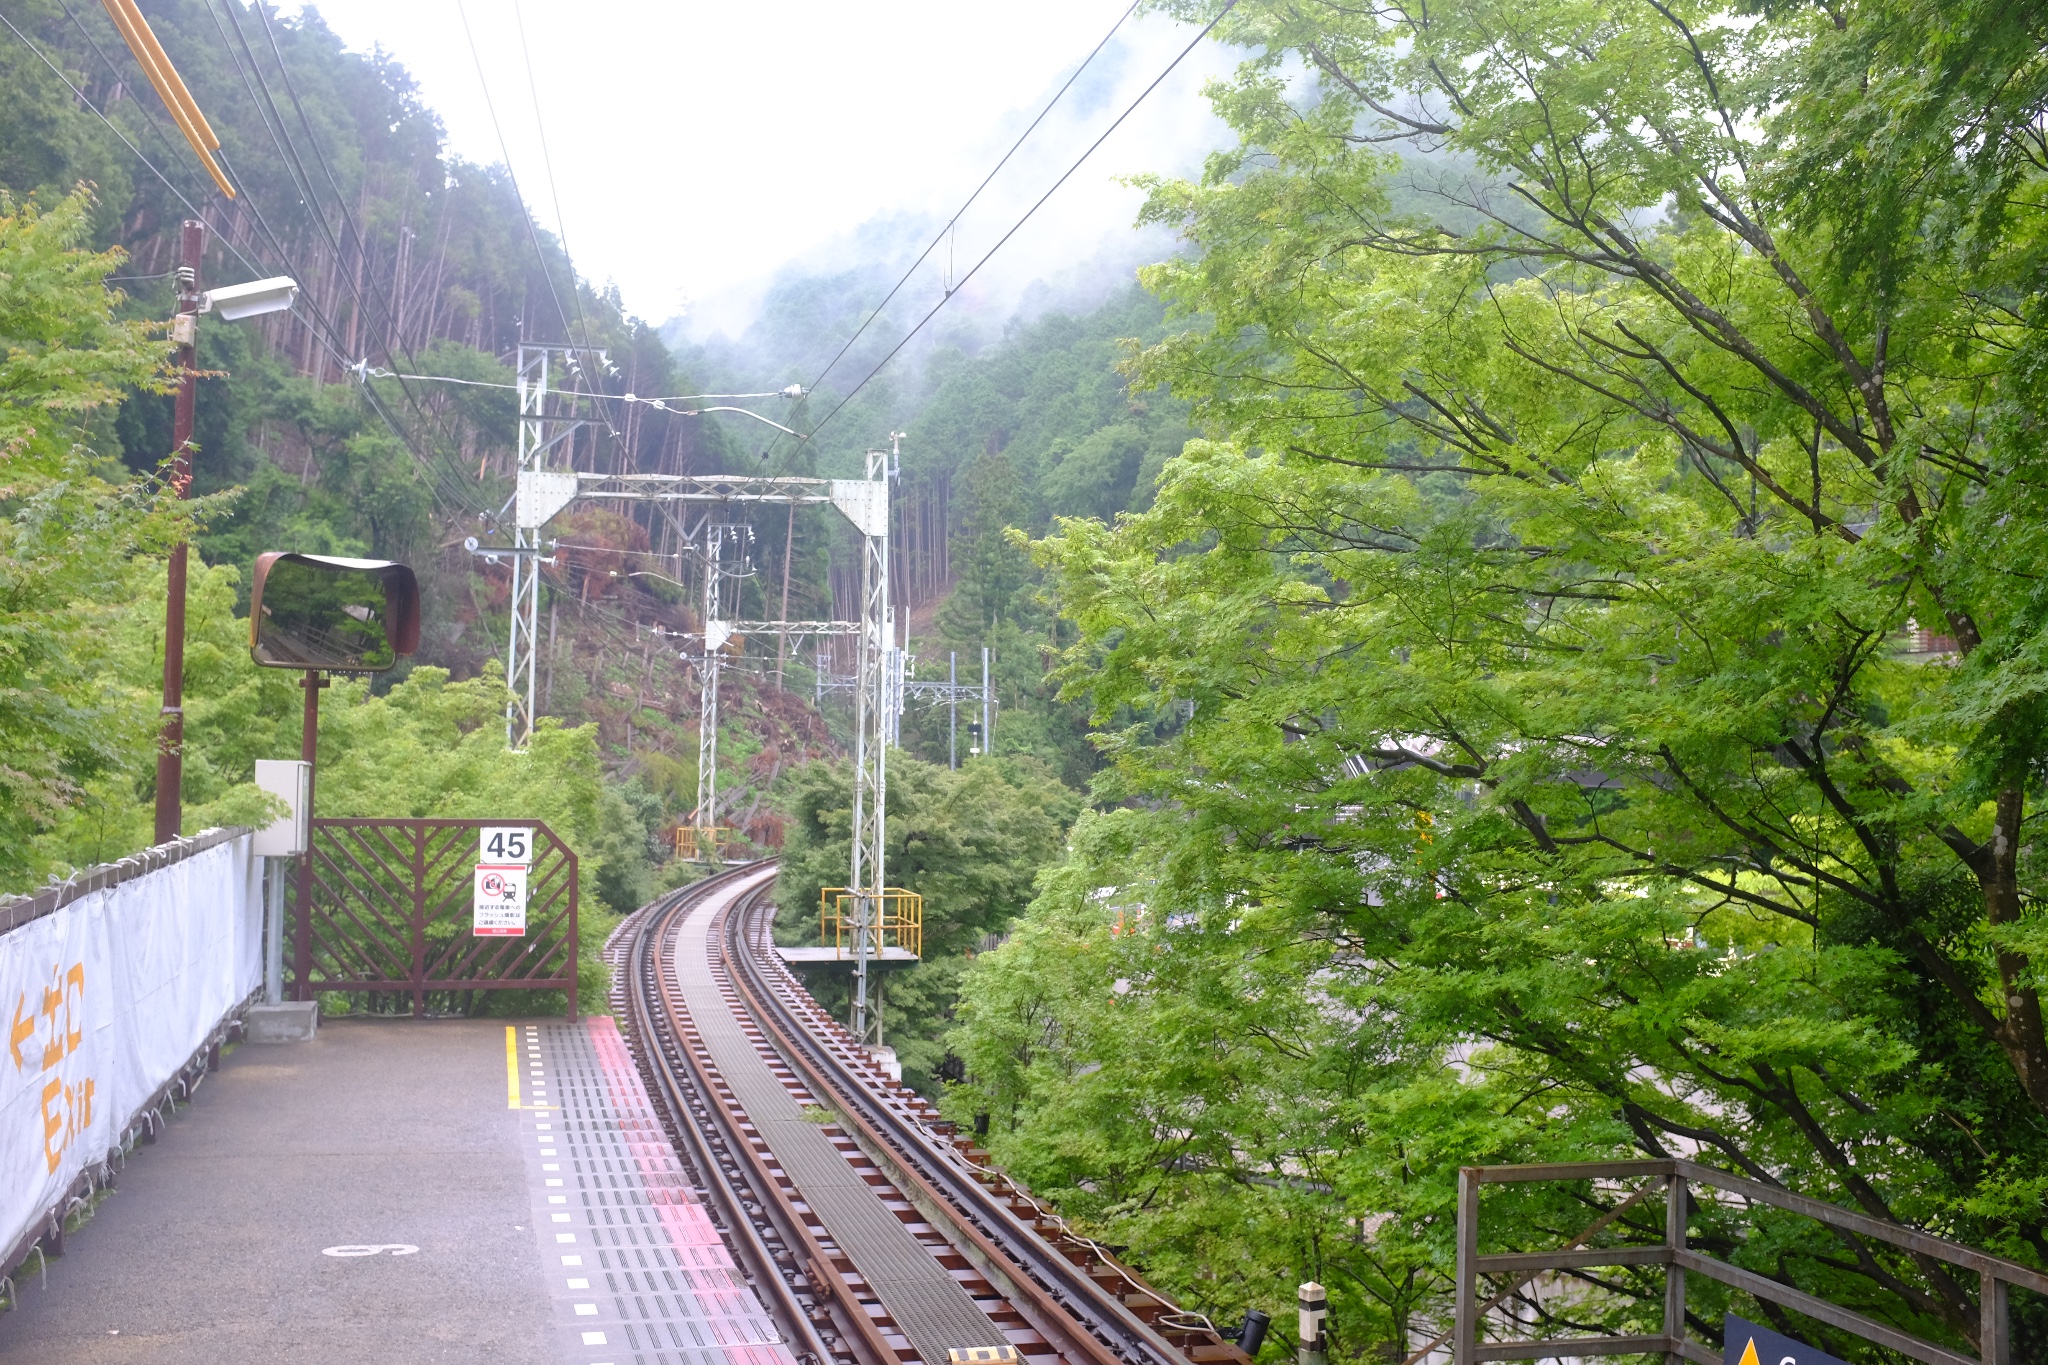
left=775, top=751, right=1079, bottom=1089
left=953, top=0, right=2048, bottom=1359
left=0, top=188, right=197, bottom=891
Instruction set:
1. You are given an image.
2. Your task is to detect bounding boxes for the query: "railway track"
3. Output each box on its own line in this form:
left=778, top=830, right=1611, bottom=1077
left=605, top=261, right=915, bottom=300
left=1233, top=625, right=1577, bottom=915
left=610, top=861, right=1258, bottom=1365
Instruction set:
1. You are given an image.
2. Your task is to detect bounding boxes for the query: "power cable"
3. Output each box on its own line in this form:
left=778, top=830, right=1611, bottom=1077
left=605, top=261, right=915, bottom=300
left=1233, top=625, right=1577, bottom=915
left=450, top=0, right=637, bottom=481
left=0, top=8, right=261, bottom=276
left=804, top=0, right=1238, bottom=445
left=794, top=0, right=1142, bottom=409
left=249, top=0, right=427, bottom=365
left=53, top=0, right=226, bottom=210
left=0, top=4, right=482, bottom=517
left=202, top=0, right=488, bottom=513
left=453, top=0, right=572, bottom=343
left=20, top=0, right=491, bottom=519
left=511, top=0, right=589, bottom=350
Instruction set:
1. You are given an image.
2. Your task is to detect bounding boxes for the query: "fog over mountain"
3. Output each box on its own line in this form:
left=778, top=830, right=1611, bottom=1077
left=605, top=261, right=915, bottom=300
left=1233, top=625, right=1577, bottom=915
left=310, top=1, right=1241, bottom=346
left=660, top=25, right=1237, bottom=389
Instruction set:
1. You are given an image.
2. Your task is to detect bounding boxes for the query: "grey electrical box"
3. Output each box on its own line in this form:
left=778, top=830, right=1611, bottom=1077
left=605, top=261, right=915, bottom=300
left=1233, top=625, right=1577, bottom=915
left=252, top=759, right=310, bottom=856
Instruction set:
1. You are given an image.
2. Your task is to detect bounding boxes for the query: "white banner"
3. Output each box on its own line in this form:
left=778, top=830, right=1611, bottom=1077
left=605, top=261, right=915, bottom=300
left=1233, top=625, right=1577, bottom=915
left=0, top=834, right=261, bottom=1262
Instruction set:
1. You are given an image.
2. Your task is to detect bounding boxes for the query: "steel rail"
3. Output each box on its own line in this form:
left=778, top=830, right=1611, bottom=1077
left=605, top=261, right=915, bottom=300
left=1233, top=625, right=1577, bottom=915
left=717, top=884, right=1250, bottom=1365
left=609, top=865, right=875, bottom=1365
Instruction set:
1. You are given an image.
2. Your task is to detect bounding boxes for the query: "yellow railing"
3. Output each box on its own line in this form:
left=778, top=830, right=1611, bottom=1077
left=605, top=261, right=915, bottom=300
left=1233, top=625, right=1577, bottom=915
left=674, top=826, right=734, bottom=861
left=818, top=887, right=923, bottom=960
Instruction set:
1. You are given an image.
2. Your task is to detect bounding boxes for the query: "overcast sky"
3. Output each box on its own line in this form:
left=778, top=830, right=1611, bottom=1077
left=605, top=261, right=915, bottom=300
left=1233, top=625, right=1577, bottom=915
left=304, top=1, right=1242, bottom=335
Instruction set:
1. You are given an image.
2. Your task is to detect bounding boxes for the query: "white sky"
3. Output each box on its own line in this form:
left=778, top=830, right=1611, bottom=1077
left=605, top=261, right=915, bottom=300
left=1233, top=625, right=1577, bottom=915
left=304, top=1, right=1242, bottom=334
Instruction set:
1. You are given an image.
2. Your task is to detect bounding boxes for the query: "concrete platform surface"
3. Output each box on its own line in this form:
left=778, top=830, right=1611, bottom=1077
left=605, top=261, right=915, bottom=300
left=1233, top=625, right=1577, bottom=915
left=0, top=1014, right=796, bottom=1365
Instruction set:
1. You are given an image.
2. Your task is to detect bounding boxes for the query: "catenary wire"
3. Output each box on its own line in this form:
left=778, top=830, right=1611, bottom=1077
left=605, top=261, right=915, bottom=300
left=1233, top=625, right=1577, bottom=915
left=804, top=0, right=1239, bottom=445
left=453, top=0, right=572, bottom=343
left=760, top=0, right=1145, bottom=470
left=202, top=0, right=490, bottom=513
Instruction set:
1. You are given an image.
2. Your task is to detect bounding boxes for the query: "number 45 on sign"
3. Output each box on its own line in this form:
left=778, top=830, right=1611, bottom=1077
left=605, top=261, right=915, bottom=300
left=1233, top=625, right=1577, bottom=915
left=480, top=827, right=531, bottom=864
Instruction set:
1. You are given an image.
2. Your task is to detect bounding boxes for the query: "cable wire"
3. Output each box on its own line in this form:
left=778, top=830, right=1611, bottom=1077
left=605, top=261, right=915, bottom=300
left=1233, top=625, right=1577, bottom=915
left=453, top=0, right=572, bottom=343
left=0, top=8, right=262, bottom=276
left=511, top=0, right=589, bottom=350
left=805, top=0, right=1238, bottom=444
left=786, top=0, right=1144, bottom=425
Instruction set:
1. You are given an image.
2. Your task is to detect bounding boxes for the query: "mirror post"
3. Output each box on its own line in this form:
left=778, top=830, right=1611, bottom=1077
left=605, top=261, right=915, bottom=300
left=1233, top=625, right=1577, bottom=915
left=292, top=669, right=326, bottom=1001
left=153, top=219, right=204, bottom=845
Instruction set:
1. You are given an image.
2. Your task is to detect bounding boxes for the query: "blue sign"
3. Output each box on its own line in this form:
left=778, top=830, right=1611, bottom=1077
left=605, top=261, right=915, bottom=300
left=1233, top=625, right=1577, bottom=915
left=1724, top=1315, right=1849, bottom=1365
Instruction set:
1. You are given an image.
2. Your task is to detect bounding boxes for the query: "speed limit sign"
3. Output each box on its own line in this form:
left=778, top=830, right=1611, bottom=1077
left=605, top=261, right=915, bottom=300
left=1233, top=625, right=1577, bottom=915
left=479, top=826, right=533, bottom=864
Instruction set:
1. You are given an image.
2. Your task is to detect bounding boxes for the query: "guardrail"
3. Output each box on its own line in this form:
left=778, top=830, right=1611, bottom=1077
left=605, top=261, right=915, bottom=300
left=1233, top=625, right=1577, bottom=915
left=0, top=828, right=261, bottom=1305
left=1454, top=1158, right=2044, bottom=1365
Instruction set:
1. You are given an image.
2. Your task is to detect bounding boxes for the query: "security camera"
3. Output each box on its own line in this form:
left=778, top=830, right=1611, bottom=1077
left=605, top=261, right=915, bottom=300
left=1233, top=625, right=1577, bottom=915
left=201, top=276, right=299, bottom=320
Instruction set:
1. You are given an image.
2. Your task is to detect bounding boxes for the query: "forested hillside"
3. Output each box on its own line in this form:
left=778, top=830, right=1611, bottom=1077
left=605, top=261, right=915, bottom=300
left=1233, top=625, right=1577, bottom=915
left=0, top=0, right=834, bottom=909
left=0, top=0, right=1173, bottom=1012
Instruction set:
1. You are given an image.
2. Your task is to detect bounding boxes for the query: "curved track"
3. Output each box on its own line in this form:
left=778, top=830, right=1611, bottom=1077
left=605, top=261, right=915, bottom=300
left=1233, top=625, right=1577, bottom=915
left=612, top=862, right=1253, bottom=1365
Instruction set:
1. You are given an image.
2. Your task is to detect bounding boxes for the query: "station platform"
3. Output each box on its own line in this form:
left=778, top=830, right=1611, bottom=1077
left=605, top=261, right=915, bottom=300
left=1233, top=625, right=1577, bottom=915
left=0, top=1015, right=796, bottom=1365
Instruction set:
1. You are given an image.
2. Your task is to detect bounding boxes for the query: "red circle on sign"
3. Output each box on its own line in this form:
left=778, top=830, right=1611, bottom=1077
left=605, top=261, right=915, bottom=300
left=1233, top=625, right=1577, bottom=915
left=481, top=872, right=509, bottom=897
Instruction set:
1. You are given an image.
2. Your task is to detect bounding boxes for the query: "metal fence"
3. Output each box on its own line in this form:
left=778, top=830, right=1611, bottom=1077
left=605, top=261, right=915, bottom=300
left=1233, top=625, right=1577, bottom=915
left=1454, top=1159, right=2045, bottom=1364
left=291, top=818, right=577, bottom=1017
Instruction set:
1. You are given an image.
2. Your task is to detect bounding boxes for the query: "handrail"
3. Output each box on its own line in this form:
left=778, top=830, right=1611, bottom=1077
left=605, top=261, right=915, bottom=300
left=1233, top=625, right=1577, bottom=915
left=1454, top=1159, right=2035, bottom=1365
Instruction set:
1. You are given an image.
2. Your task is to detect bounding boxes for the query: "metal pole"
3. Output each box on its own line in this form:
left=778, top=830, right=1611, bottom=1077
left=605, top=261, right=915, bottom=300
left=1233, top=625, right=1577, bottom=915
left=849, top=449, right=889, bottom=1044
left=1455, top=1168, right=1479, bottom=1364
left=1664, top=1175, right=1687, bottom=1363
left=264, top=857, right=285, bottom=1004
left=696, top=525, right=726, bottom=857
left=154, top=220, right=204, bottom=845
left=292, top=671, right=325, bottom=1002
left=507, top=344, right=548, bottom=748
left=981, top=644, right=991, bottom=757
left=1982, top=1270, right=2009, bottom=1365
left=1298, top=1281, right=1327, bottom=1365
left=949, top=651, right=957, bottom=769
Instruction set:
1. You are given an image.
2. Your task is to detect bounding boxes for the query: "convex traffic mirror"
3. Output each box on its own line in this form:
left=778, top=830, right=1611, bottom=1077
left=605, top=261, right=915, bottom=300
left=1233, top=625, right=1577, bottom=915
left=249, top=553, right=421, bottom=672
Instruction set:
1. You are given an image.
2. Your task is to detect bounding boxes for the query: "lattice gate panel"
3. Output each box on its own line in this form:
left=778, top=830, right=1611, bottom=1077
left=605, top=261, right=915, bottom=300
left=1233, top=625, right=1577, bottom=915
left=291, top=818, right=578, bottom=1017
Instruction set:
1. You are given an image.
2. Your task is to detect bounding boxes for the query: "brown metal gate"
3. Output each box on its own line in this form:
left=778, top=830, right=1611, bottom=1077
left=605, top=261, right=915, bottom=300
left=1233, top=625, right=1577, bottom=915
left=290, top=818, right=578, bottom=1017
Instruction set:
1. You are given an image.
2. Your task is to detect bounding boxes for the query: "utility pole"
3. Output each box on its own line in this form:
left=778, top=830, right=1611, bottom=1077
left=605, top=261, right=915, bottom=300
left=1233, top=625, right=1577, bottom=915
left=981, top=644, right=993, bottom=758
left=503, top=342, right=592, bottom=747
left=293, top=670, right=327, bottom=1001
left=154, top=220, right=204, bottom=846
left=848, top=445, right=892, bottom=1045
left=693, top=523, right=744, bottom=854
left=948, top=650, right=957, bottom=769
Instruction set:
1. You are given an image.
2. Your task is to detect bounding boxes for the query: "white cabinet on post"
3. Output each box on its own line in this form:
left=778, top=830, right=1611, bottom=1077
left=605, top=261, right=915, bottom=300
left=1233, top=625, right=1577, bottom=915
left=253, top=760, right=311, bottom=1023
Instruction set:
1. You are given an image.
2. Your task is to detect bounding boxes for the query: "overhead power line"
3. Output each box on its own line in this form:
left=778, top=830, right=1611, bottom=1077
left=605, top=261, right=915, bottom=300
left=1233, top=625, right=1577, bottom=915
left=95, top=0, right=236, bottom=197
left=782, top=0, right=1144, bottom=441
left=0, top=8, right=262, bottom=273
left=454, top=0, right=572, bottom=344
left=511, top=0, right=590, bottom=349
left=804, top=0, right=1241, bottom=445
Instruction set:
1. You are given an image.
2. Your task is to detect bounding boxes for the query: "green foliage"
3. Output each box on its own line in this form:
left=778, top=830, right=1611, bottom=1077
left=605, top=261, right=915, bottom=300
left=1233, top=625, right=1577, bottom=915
left=888, top=295, right=1193, bottom=782
left=909, top=286, right=1194, bottom=526
left=774, top=751, right=1079, bottom=1090
left=951, top=0, right=2048, bottom=1359
left=0, top=2, right=761, bottom=908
